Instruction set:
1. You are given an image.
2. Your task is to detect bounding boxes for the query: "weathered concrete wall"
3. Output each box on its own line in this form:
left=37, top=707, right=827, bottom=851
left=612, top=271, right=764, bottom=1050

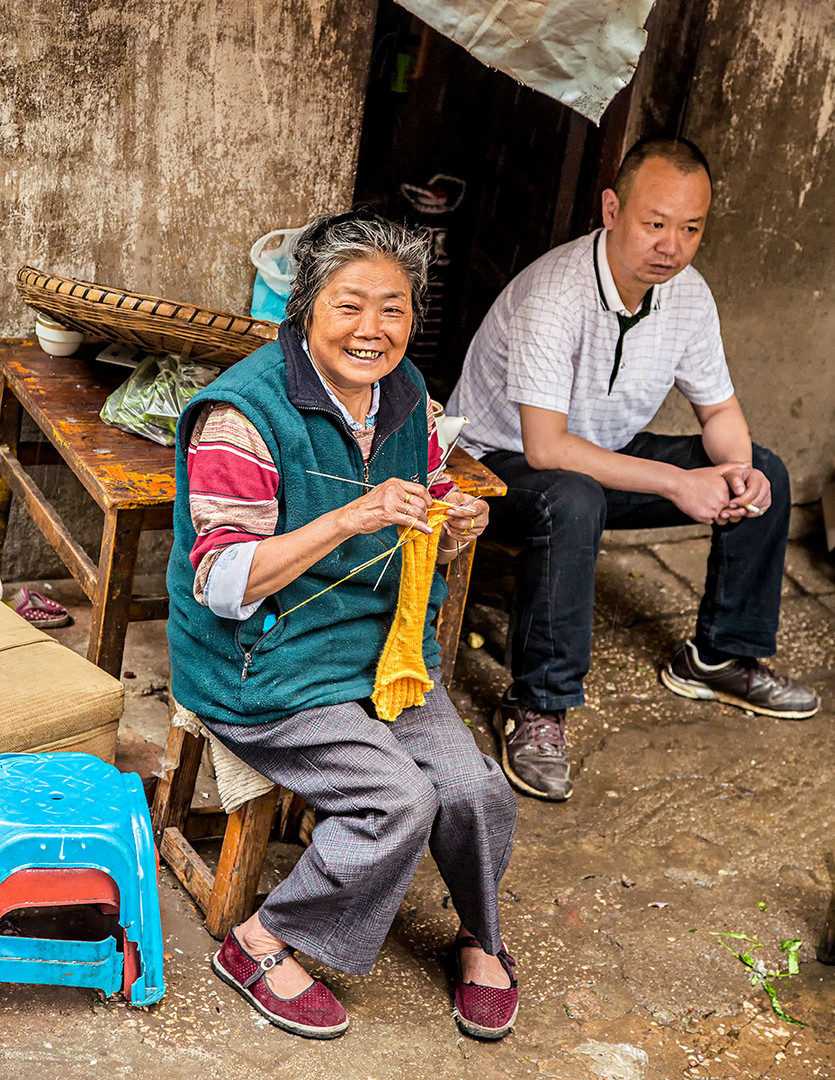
left=633, top=0, right=835, bottom=504
left=1, top=0, right=376, bottom=324
left=0, top=0, right=376, bottom=579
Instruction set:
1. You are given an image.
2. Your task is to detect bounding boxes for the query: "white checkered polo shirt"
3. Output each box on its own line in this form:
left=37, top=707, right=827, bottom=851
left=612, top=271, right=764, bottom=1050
left=447, top=230, right=734, bottom=457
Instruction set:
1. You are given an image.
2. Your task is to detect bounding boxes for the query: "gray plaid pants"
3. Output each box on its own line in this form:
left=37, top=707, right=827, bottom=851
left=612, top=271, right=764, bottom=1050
left=202, top=669, right=517, bottom=974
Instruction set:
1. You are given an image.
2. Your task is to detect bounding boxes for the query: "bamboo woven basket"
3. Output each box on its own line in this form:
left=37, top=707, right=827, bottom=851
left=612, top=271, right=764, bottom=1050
left=16, top=266, right=280, bottom=368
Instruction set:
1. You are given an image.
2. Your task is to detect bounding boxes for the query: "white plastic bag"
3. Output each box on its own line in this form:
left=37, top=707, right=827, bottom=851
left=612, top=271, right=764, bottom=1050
left=249, top=225, right=311, bottom=323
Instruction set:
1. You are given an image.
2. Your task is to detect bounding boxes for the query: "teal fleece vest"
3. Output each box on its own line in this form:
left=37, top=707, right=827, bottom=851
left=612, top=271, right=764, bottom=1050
left=166, top=322, right=447, bottom=725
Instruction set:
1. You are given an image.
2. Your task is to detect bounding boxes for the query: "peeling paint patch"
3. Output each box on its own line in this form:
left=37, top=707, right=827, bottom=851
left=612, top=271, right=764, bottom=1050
left=102, top=463, right=176, bottom=502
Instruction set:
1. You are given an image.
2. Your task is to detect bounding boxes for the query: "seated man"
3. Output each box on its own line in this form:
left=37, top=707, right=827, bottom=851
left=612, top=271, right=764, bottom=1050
left=447, top=136, right=820, bottom=803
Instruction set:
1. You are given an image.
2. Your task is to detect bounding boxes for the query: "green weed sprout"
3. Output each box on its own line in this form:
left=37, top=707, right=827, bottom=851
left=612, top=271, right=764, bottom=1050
left=710, top=932, right=806, bottom=1027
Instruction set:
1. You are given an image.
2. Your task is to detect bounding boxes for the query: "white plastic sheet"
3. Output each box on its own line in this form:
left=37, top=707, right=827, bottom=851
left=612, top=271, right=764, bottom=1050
left=396, top=0, right=655, bottom=124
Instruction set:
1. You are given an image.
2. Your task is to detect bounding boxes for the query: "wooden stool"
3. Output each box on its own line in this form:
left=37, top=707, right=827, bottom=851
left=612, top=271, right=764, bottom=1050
left=152, top=723, right=286, bottom=940
left=151, top=717, right=315, bottom=941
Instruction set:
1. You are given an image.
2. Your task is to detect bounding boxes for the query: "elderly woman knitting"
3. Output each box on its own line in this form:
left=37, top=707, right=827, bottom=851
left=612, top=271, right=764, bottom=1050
left=166, top=211, right=518, bottom=1041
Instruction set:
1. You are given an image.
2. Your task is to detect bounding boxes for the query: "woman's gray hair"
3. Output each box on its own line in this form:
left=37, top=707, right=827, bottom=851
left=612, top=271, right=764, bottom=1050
left=284, top=210, right=430, bottom=339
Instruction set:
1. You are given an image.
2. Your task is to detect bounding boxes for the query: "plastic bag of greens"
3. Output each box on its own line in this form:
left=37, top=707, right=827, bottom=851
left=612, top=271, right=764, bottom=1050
left=100, top=354, right=219, bottom=446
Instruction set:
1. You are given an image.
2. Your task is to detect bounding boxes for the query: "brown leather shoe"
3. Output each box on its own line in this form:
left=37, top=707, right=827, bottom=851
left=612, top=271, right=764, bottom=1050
left=493, top=687, right=572, bottom=800
left=661, top=639, right=820, bottom=720
left=212, top=927, right=348, bottom=1039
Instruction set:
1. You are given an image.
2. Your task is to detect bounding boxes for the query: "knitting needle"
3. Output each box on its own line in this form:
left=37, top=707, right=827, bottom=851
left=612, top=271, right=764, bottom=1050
left=275, top=494, right=486, bottom=619
left=306, top=470, right=373, bottom=489
left=350, top=530, right=420, bottom=575
left=350, top=501, right=461, bottom=579
left=373, top=513, right=423, bottom=590
left=307, top=411, right=466, bottom=492
left=427, top=429, right=464, bottom=489
left=308, top=460, right=484, bottom=577
left=280, top=537, right=424, bottom=622
left=308, top=469, right=457, bottom=508
left=284, top=509, right=470, bottom=623
left=307, top=468, right=481, bottom=510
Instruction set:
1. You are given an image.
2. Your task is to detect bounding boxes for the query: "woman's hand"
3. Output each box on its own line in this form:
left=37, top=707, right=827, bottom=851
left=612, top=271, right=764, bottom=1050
left=440, top=488, right=489, bottom=551
left=244, top=480, right=431, bottom=604
left=340, top=478, right=434, bottom=536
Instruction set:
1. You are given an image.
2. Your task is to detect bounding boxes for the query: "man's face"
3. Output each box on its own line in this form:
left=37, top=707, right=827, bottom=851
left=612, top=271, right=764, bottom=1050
left=601, top=157, right=712, bottom=305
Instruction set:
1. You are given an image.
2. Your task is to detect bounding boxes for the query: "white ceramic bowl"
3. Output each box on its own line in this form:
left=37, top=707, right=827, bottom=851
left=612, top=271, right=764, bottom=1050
left=35, top=314, right=85, bottom=357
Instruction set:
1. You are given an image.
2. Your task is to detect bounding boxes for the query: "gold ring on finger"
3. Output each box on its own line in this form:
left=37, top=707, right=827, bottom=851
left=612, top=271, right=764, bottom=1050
left=404, top=492, right=411, bottom=505
left=470, top=516, right=476, bottom=530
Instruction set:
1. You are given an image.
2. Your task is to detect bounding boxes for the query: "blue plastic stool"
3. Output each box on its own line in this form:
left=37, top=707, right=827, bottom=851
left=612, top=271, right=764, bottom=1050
left=0, top=753, right=165, bottom=1004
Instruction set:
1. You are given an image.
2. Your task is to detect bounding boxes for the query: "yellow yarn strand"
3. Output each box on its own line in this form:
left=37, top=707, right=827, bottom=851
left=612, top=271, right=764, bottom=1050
left=372, top=502, right=449, bottom=722
left=271, top=501, right=456, bottom=625
left=271, top=529, right=419, bottom=623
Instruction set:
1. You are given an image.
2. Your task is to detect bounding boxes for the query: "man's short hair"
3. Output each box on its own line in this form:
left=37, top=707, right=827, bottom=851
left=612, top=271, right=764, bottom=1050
left=614, top=137, right=712, bottom=204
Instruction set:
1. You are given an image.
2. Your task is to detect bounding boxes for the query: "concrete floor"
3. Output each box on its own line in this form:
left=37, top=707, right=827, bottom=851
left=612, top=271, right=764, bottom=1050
left=1, top=530, right=834, bottom=1080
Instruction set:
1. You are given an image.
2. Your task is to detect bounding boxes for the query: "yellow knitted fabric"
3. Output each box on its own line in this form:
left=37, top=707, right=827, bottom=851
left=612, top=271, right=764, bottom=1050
left=372, top=502, right=449, bottom=721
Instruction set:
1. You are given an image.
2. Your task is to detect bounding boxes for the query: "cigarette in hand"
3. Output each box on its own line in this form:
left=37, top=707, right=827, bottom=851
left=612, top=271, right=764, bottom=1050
left=745, top=503, right=762, bottom=515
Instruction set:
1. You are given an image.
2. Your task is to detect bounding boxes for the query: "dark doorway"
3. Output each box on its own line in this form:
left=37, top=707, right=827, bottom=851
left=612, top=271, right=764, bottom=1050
left=353, top=0, right=633, bottom=403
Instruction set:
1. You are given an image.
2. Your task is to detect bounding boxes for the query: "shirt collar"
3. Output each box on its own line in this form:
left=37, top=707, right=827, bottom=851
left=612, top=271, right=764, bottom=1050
left=301, top=337, right=380, bottom=432
left=593, top=228, right=660, bottom=316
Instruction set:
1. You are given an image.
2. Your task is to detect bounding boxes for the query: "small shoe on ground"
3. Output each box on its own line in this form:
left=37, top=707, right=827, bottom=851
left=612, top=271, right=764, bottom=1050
left=661, top=638, right=820, bottom=720
left=10, top=586, right=70, bottom=629
left=493, top=687, right=573, bottom=800
left=212, top=926, right=348, bottom=1039
left=453, top=936, right=518, bottom=1040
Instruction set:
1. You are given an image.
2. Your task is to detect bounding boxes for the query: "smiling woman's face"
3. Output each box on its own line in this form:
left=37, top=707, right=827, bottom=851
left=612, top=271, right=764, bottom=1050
left=306, top=256, right=413, bottom=400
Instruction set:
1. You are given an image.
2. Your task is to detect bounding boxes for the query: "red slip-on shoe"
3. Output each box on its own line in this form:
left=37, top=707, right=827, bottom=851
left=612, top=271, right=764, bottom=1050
left=10, top=586, right=70, bottom=628
left=453, top=935, right=518, bottom=1040
left=212, top=926, right=348, bottom=1039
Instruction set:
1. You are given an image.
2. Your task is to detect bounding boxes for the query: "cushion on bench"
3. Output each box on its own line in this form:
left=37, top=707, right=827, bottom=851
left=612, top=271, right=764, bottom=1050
left=0, top=602, right=124, bottom=761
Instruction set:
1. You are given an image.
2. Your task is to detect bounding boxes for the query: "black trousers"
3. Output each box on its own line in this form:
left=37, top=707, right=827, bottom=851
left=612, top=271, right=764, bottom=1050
left=482, top=433, right=791, bottom=712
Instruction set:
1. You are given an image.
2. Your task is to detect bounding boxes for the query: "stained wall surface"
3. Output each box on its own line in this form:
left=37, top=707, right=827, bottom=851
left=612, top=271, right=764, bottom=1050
left=0, top=0, right=375, bottom=579
left=634, top=0, right=835, bottom=503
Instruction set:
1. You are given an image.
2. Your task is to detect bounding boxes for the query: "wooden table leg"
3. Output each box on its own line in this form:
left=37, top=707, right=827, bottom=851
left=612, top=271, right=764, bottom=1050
left=0, top=380, right=21, bottom=563
left=154, top=721, right=282, bottom=939
left=436, top=539, right=478, bottom=687
left=89, top=508, right=143, bottom=677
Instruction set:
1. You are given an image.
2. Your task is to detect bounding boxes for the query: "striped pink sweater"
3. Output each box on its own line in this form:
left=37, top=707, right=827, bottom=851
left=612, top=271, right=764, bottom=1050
left=187, top=398, right=452, bottom=603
